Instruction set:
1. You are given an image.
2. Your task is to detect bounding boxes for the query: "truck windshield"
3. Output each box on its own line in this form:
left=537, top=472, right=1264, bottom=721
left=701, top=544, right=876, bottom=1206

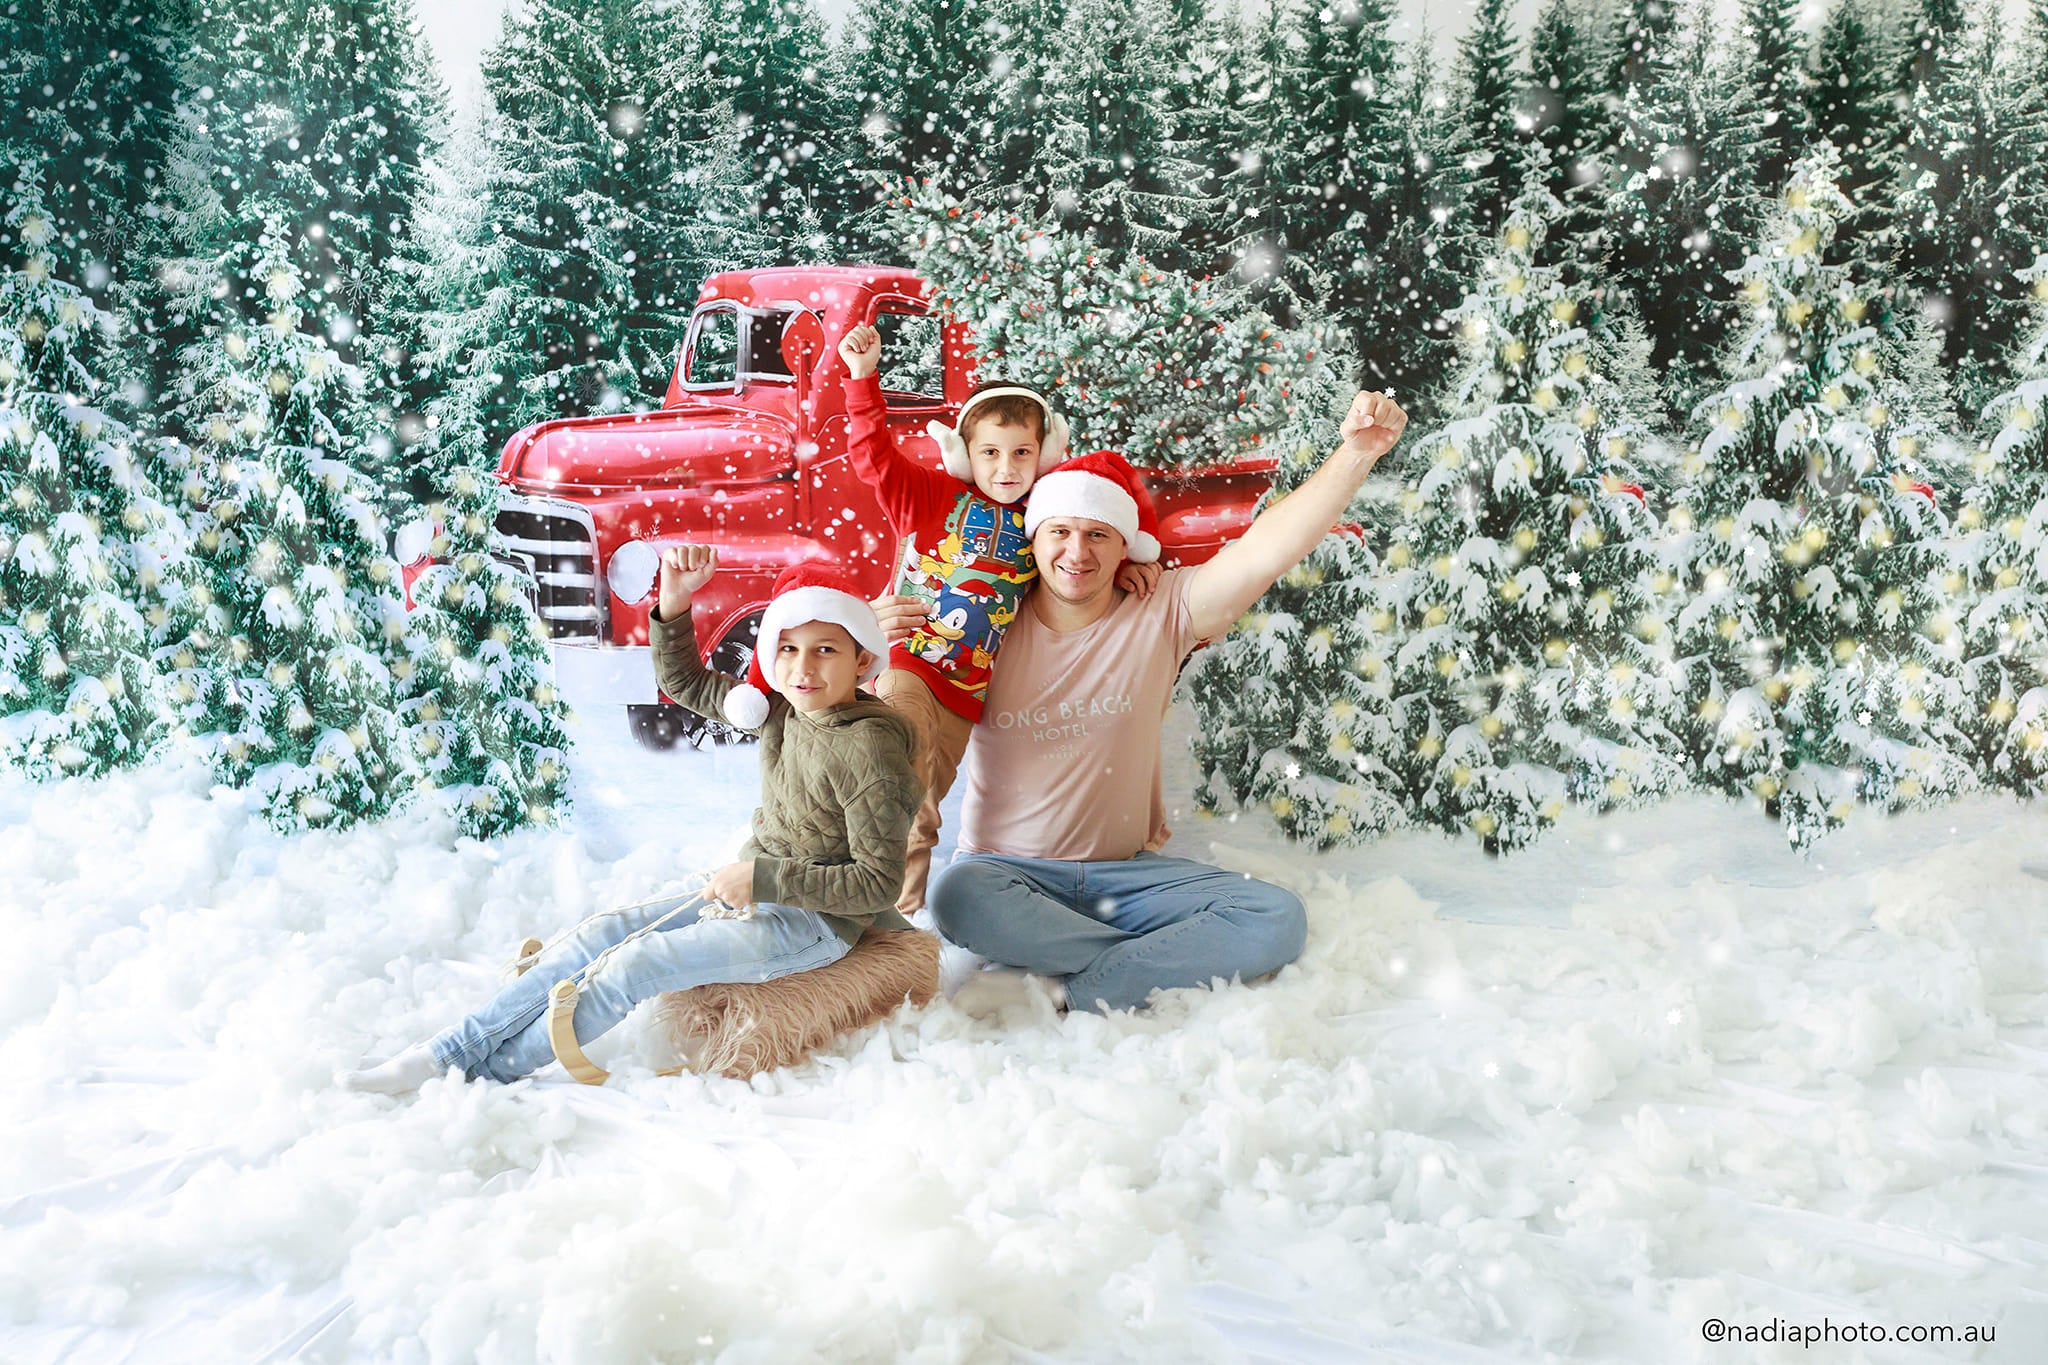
left=683, top=306, right=798, bottom=388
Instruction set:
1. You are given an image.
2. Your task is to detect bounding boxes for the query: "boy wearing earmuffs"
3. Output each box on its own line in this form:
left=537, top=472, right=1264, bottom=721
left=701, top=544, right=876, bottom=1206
left=836, top=324, right=1158, bottom=913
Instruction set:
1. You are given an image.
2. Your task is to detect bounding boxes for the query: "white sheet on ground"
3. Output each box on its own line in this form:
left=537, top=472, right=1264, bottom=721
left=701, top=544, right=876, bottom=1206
left=1, top=703, right=2044, bottom=1362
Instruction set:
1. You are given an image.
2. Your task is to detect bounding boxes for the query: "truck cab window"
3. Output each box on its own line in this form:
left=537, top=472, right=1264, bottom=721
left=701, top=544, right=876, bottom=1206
left=744, top=310, right=798, bottom=378
left=685, top=308, right=740, bottom=388
left=873, top=309, right=944, bottom=405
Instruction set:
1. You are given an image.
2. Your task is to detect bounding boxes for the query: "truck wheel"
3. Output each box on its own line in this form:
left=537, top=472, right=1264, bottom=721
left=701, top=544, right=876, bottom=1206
left=627, top=704, right=688, bottom=751
left=622, top=614, right=761, bottom=752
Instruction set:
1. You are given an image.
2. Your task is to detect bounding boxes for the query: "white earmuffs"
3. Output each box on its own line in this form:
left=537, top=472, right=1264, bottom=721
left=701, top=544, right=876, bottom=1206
left=927, top=387, right=1070, bottom=481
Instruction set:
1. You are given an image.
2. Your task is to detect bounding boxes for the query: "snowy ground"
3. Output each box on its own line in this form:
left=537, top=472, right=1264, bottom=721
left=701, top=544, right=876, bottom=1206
left=3, top=700, right=2047, bottom=1364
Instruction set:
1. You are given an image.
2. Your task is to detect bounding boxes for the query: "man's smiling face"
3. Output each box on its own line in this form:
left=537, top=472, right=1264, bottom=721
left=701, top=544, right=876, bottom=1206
left=1031, top=516, right=1127, bottom=609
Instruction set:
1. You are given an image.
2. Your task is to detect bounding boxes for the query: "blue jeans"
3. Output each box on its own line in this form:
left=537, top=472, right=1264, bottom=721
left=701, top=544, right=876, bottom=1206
left=430, top=891, right=850, bottom=1082
left=927, top=851, right=1307, bottom=1013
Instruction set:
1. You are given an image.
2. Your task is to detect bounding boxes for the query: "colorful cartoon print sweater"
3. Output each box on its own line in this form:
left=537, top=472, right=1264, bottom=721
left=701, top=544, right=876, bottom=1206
left=843, top=371, right=1037, bottom=723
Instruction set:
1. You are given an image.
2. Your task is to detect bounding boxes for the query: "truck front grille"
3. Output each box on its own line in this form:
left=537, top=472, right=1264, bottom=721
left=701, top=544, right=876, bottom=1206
left=495, top=496, right=605, bottom=644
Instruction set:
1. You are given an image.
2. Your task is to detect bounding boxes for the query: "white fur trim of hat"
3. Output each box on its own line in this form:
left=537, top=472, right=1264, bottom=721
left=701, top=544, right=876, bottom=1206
left=926, top=386, right=1071, bottom=480
left=721, top=581, right=888, bottom=728
left=1021, top=455, right=1162, bottom=564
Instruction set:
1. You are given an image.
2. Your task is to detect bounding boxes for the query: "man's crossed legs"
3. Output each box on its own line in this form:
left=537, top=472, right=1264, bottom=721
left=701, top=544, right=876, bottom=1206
left=928, top=851, right=1306, bottom=1013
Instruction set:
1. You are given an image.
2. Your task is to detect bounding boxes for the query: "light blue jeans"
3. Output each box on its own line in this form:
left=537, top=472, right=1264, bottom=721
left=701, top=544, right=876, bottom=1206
left=430, top=891, right=850, bottom=1082
left=927, top=851, right=1307, bottom=1013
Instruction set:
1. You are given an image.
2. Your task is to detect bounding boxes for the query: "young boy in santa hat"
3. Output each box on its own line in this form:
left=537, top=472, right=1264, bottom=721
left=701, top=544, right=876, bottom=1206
left=836, top=323, right=1157, bottom=913
left=344, top=547, right=922, bottom=1092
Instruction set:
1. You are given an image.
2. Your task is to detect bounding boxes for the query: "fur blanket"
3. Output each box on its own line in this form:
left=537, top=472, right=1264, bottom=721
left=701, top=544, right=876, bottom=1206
left=656, top=927, right=940, bottom=1080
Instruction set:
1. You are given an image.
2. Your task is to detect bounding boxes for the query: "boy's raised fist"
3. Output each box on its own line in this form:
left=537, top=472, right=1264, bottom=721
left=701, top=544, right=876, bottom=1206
left=659, top=544, right=719, bottom=604
left=838, top=323, right=882, bottom=380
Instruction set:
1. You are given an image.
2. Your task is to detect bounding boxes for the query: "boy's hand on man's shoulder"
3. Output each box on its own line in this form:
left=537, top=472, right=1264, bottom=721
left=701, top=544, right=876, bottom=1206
left=839, top=323, right=881, bottom=380
left=1336, top=389, right=1408, bottom=467
left=1114, top=560, right=1162, bottom=599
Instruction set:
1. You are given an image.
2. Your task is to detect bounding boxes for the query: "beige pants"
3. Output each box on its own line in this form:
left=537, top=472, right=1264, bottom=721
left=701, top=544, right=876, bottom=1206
left=874, top=668, right=975, bottom=913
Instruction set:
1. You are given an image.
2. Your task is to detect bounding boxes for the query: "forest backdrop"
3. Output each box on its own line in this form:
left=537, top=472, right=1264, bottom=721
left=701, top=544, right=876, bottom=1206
left=3, top=0, right=2046, bottom=849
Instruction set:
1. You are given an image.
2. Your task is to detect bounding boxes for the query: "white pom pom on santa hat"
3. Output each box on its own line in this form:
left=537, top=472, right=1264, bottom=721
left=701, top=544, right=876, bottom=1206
left=1020, top=449, right=1162, bottom=563
left=721, top=678, right=771, bottom=729
left=722, top=562, right=889, bottom=727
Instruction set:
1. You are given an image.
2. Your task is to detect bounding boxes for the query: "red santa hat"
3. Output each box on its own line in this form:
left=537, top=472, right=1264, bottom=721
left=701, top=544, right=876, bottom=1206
left=926, top=382, right=1071, bottom=480
left=1021, top=450, right=1162, bottom=564
left=722, top=563, right=888, bottom=728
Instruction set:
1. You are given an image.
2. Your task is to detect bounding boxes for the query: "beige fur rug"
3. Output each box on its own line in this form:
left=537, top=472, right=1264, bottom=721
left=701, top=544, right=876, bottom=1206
left=656, top=927, right=940, bottom=1080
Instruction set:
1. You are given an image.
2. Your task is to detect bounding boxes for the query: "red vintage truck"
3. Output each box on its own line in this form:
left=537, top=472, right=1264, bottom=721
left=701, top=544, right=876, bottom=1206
left=484, top=265, right=1278, bottom=747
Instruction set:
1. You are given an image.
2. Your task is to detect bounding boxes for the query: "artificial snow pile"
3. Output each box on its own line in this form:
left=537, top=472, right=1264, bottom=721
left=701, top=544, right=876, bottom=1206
left=2, top=703, right=2045, bottom=1363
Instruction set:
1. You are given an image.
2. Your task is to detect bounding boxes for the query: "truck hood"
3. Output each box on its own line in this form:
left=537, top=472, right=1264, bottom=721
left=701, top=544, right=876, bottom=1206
left=503, top=407, right=796, bottom=491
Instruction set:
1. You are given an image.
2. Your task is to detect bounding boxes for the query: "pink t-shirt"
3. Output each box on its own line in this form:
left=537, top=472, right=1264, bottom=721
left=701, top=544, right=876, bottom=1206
left=958, top=569, right=1198, bottom=861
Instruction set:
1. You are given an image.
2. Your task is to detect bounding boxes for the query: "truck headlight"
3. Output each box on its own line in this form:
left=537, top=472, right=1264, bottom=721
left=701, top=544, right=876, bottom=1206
left=606, top=539, right=659, bottom=604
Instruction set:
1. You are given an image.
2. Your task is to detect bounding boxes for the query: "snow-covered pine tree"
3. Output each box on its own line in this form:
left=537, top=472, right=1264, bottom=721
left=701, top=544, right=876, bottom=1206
left=395, top=116, right=575, bottom=838
left=0, top=174, right=182, bottom=778
left=1211, top=171, right=1678, bottom=853
left=1259, top=0, right=1414, bottom=397
left=144, top=0, right=443, bottom=418
left=402, top=111, right=528, bottom=499
left=953, top=0, right=1064, bottom=215
left=395, top=465, right=571, bottom=838
left=2011, top=0, right=2048, bottom=252
left=1731, top=0, right=1815, bottom=197
left=1896, top=0, right=1967, bottom=94
left=1951, top=254, right=2048, bottom=793
left=157, top=215, right=407, bottom=831
left=1892, top=4, right=2040, bottom=417
left=475, top=0, right=761, bottom=432
left=1376, top=36, right=1474, bottom=420
left=1132, top=0, right=1242, bottom=275
left=1667, top=145, right=1968, bottom=847
left=1521, top=0, right=1614, bottom=256
left=474, top=0, right=633, bottom=422
left=2017, top=0, right=2048, bottom=184
left=1033, top=0, right=1215, bottom=269
left=1610, top=0, right=1680, bottom=96
left=1155, top=0, right=1261, bottom=274
left=1185, top=526, right=1392, bottom=847
left=0, top=0, right=183, bottom=291
left=341, top=3, right=451, bottom=520
left=687, top=0, right=847, bottom=262
left=1210, top=0, right=1296, bottom=293
left=836, top=0, right=1002, bottom=244
left=1602, top=0, right=1773, bottom=422
left=887, top=181, right=1349, bottom=470
left=1810, top=0, right=1898, bottom=233
left=636, top=13, right=774, bottom=322
left=1450, top=0, right=1525, bottom=240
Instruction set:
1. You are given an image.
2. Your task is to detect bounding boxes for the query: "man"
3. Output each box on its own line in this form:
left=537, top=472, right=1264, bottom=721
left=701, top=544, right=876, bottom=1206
left=899, top=388, right=1408, bottom=1012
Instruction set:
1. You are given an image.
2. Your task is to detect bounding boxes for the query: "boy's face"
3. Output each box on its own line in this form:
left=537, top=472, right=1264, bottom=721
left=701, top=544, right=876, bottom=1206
left=772, top=621, right=875, bottom=712
left=962, top=415, right=1041, bottom=505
